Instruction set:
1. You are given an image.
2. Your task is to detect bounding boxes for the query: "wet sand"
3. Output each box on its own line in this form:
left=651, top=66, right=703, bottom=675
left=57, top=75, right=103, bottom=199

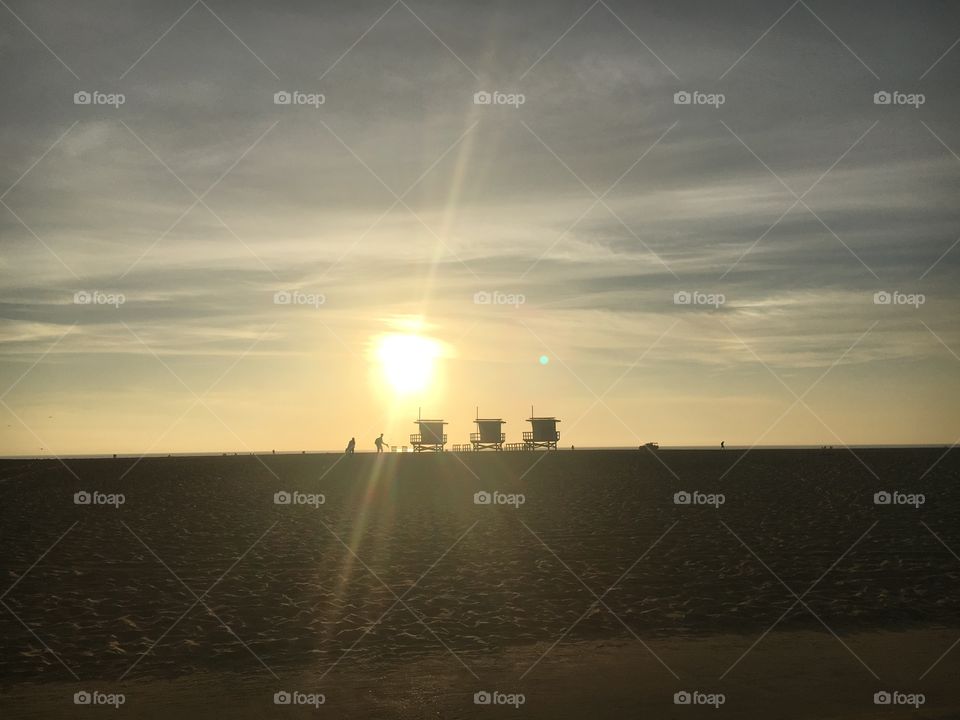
left=1, top=449, right=958, bottom=717
left=3, top=630, right=960, bottom=719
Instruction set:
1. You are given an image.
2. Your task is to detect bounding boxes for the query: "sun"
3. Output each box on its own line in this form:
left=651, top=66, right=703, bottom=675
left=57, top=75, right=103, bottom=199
left=375, top=333, right=443, bottom=395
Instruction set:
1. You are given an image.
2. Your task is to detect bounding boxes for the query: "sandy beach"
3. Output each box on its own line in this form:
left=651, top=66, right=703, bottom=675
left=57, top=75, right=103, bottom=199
left=1, top=449, right=959, bottom=717
left=4, top=630, right=960, bottom=719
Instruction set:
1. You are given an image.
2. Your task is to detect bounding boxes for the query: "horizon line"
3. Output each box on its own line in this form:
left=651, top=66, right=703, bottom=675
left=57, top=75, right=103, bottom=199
left=1, top=443, right=956, bottom=461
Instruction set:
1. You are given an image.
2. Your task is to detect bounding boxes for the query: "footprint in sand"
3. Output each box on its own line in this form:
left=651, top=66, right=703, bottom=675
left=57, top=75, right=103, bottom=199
left=118, top=616, right=140, bottom=631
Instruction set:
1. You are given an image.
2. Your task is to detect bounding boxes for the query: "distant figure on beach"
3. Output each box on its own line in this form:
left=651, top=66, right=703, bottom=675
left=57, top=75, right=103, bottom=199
left=721, top=440, right=725, bottom=450
left=345, top=437, right=356, bottom=454
left=375, top=433, right=387, bottom=453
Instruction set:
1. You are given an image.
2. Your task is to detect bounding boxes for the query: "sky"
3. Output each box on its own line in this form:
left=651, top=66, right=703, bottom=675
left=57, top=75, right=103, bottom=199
left=1, top=0, right=959, bottom=455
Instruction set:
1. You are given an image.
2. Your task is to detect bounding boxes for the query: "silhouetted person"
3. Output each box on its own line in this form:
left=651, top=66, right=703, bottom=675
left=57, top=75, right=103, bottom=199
left=345, top=437, right=356, bottom=454
left=721, top=440, right=725, bottom=450
left=375, top=433, right=387, bottom=453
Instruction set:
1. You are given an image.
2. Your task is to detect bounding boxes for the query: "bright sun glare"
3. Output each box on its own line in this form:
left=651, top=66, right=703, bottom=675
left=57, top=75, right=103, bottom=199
left=376, top=333, right=442, bottom=395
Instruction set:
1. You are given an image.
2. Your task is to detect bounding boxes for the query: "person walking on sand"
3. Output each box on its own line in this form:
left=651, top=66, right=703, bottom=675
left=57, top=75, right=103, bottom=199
left=374, top=433, right=387, bottom=453
left=345, top=437, right=355, bottom=454
left=721, top=440, right=725, bottom=450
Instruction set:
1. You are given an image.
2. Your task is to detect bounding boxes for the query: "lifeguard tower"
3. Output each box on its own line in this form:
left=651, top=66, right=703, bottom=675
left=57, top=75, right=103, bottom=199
left=470, top=409, right=506, bottom=451
left=410, top=410, right=447, bottom=452
left=523, top=408, right=560, bottom=450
